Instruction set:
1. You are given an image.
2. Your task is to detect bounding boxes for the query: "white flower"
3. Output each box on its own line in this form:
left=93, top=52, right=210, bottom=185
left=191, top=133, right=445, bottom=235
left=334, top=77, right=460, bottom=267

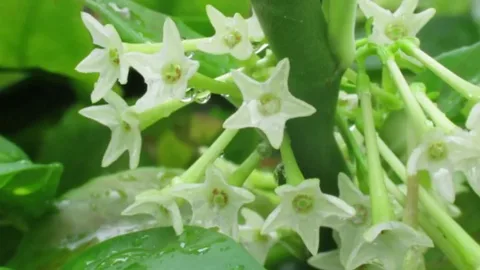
left=362, top=221, right=433, bottom=270
left=171, top=166, right=255, bottom=239
left=126, top=18, right=199, bottom=109
left=197, top=5, right=253, bottom=60
left=358, top=0, right=435, bottom=45
left=466, top=102, right=480, bottom=131
left=247, top=9, right=265, bottom=42
left=407, top=129, right=456, bottom=203
left=308, top=250, right=383, bottom=270
left=122, top=188, right=184, bottom=235
left=76, top=12, right=130, bottom=103
left=261, top=179, right=355, bottom=255
left=449, top=130, right=480, bottom=197
left=79, top=92, right=141, bottom=169
left=223, top=59, right=316, bottom=148
left=239, top=208, right=278, bottom=264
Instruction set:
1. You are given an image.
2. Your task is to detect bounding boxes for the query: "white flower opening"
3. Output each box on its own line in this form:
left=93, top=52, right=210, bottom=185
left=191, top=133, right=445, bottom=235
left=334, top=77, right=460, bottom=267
left=262, top=178, right=355, bottom=255
left=76, top=12, right=130, bottom=103
left=79, top=92, right=141, bottom=169
left=126, top=18, right=199, bottom=109
left=197, top=5, right=253, bottom=60
left=358, top=0, right=436, bottom=45
left=171, top=166, right=255, bottom=239
left=223, top=59, right=316, bottom=149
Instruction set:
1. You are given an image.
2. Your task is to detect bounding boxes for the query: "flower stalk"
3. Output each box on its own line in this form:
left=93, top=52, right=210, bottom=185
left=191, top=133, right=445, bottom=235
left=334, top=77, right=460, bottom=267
left=280, top=133, right=305, bottom=186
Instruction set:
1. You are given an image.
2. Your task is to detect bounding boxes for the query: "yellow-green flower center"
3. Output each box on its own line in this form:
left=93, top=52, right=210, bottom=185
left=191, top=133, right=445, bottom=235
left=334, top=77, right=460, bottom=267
left=428, top=141, right=447, bottom=161
left=257, top=93, right=282, bottom=116
left=162, top=63, right=182, bottom=84
left=223, top=29, right=242, bottom=48
left=350, top=204, right=368, bottom=225
left=210, top=188, right=228, bottom=209
left=292, top=194, right=314, bottom=214
left=254, top=230, right=269, bottom=242
left=121, top=120, right=131, bottom=132
left=109, top=48, right=120, bottom=65
left=385, top=22, right=408, bottom=41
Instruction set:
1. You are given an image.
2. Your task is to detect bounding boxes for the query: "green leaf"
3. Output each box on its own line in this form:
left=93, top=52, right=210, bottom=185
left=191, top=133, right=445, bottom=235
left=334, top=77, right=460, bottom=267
left=416, top=41, right=480, bottom=124
left=63, top=226, right=264, bottom=270
left=86, top=0, right=236, bottom=77
left=0, top=136, right=29, bottom=163
left=8, top=168, right=181, bottom=270
left=0, top=161, right=62, bottom=218
left=0, top=0, right=92, bottom=82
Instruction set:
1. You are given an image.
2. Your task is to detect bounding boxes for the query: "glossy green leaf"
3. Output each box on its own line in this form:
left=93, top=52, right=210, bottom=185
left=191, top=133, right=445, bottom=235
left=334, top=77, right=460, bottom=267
left=416, top=41, right=480, bottom=124
left=63, top=226, right=264, bottom=270
left=0, top=136, right=29, bottom=163
left=86, top=0, right=237, bottom=77
left=0, top=161, right=62, bottom=218
left=0, top=0, right=92, bottom=82
left=8, top=168, right=181, bottom=270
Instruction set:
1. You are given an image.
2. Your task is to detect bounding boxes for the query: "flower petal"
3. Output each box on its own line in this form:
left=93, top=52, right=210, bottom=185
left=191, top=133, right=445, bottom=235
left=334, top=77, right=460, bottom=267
left=466, top=102, right=480, bottom=131
left=358, top=0, right=393, bottom=22
left=91, top=67, right=119, bottom=103
left=247, top=9, right=265, bottom=42
left=81, top=12, right=109, bottom=47
left=125, top=52, right=157, bottom=81
left=104, top=24, right=123, bottom=50
left=79, top=105, right=118, bottom=127
left=102, top=127, right=127, bottom=167
left=76, top=49, right=109, bottom=73
left=241, top=208, right=265, bottom=228
left=196, top=36, right=230, bottom=55
left=407, top=8, right=436, bottom=37
left=127, top=128, right=142, bottom=169
left=162, top=18, right=185, bottom=59
left=267, top=58, right=290, bottom=96
left=431, top=168, right=455, bottom=203
left=223, top=106, right=253, bottom=129
left=206, top=5, right=228, bottom=31
left=297, top=220, right=320, bottom=254
left=394, top=0, right=419, bottom=16
left=308, top=250, right=344, bottom=270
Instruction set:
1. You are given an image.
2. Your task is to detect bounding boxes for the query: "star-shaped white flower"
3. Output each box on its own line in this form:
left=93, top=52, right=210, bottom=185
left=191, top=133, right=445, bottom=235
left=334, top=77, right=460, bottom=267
left=122, top=188, right=184, bottom=235
left=76, top=12, right=130, bottom=103
left=197, top=5, right=253, bottom=60
left=407, top=129, right=456, bottom=203
left=223, top=59, right=316, bottom=148
left=338, top=91, right=359, bottom=111
left=261, top=178, right=355, bottom=255
left=171, top=166, right=255, bottom=239
left=247, top=9, right=265, bottom=42
left=239, top=208, right=278, bottom=264
left=358, top=0, right=435, bottom=44
left=362, top=221, right=433, bottom=270
left=126, top=18, right=199, bottom=109
left=79, top=92, right=141, bottom=169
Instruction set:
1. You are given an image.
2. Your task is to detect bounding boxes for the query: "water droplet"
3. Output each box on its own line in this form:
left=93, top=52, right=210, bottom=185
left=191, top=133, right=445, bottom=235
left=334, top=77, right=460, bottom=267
left=120, top=173, right=137, bottom=182
left=182, top=88, right=197, bottom=103
left=108, top=3, right=131, bottom=19
left=194, top=91, right=211, bottom=104
left=186, top=52, right=195, bottom=59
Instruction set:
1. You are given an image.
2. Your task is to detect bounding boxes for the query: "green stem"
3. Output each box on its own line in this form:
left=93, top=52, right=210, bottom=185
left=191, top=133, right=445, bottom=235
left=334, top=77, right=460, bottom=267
left=325, top=0, right=357, bottom=68
left=403, top=175, right=419, bottom=228
left=181, top=129, right=238, bottom=183
left=123, top=38, right=205, bottom=53
left=280, top=133, right=304, bottom=186
left=400, top=40, right=480, bottom=101
left=382, top=50, right=430, bottom=135
left=414, top=86, right=458, bottom=133
left=335, top=114, right=368, bottom=173
left=188, top=73, right=242, bottom=99
left=228, top=148, right=263, bottom=187
left=138, top=100, right=187, bottom=130
left=357, top=71, right=394, bottom=223
left=376, top=135, right=480, bottom=268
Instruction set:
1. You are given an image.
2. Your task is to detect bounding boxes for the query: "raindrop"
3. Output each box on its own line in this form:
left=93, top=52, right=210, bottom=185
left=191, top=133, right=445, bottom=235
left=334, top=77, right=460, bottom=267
left=194, top=91, right=211, bottom=104
left=108, top=3, right=131, bottom=19
left=182, top=88, right=197, bottom=103
left=186, top=52, right=195, bottom=59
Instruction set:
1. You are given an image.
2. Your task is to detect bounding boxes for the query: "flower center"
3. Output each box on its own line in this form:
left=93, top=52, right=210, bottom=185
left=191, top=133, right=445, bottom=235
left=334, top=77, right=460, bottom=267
left=254, top=230, right=269, bottom=242
left=109, top=48, right=120, bottom=65
left=257, top=93, right=282, bottom=116
left=162, top=63, right=182, bottom=84
left=121, top=120, right=132, bottom=132
left=223, top=28, right=242, bottom=48
left=428, top=141, right=447, bottom=161
left=350, top=204, right=368, bottom=225
left=292, top=194, right=314, bottom=214
left=384, top=22, right=408, bottom=41
left=210, top=188, right=228, bottom=209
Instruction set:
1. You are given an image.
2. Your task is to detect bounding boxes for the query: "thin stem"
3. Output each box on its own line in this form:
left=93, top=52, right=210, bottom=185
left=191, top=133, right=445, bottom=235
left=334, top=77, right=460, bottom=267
left=357, top=71, right=394, bottom=223
left=188, top=73, right=242, bottom=99
left=400, top=40, right=480, bottom=101
left=403, top=175, right=419, bottom=228
left=123, top=38, right=206, bottom=53
left=138, top=100, right=187, bottom=130
left=181, top=129, right=238, bottom=183
left=335, top=114, right=368, bottom=173
left=414, top=88, right=458, bottom=134
left=228, top=148, right=263, bottom=187
left=280, top=133, right=304, bottom=186
left=383, top=51, right=430, bottom=135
